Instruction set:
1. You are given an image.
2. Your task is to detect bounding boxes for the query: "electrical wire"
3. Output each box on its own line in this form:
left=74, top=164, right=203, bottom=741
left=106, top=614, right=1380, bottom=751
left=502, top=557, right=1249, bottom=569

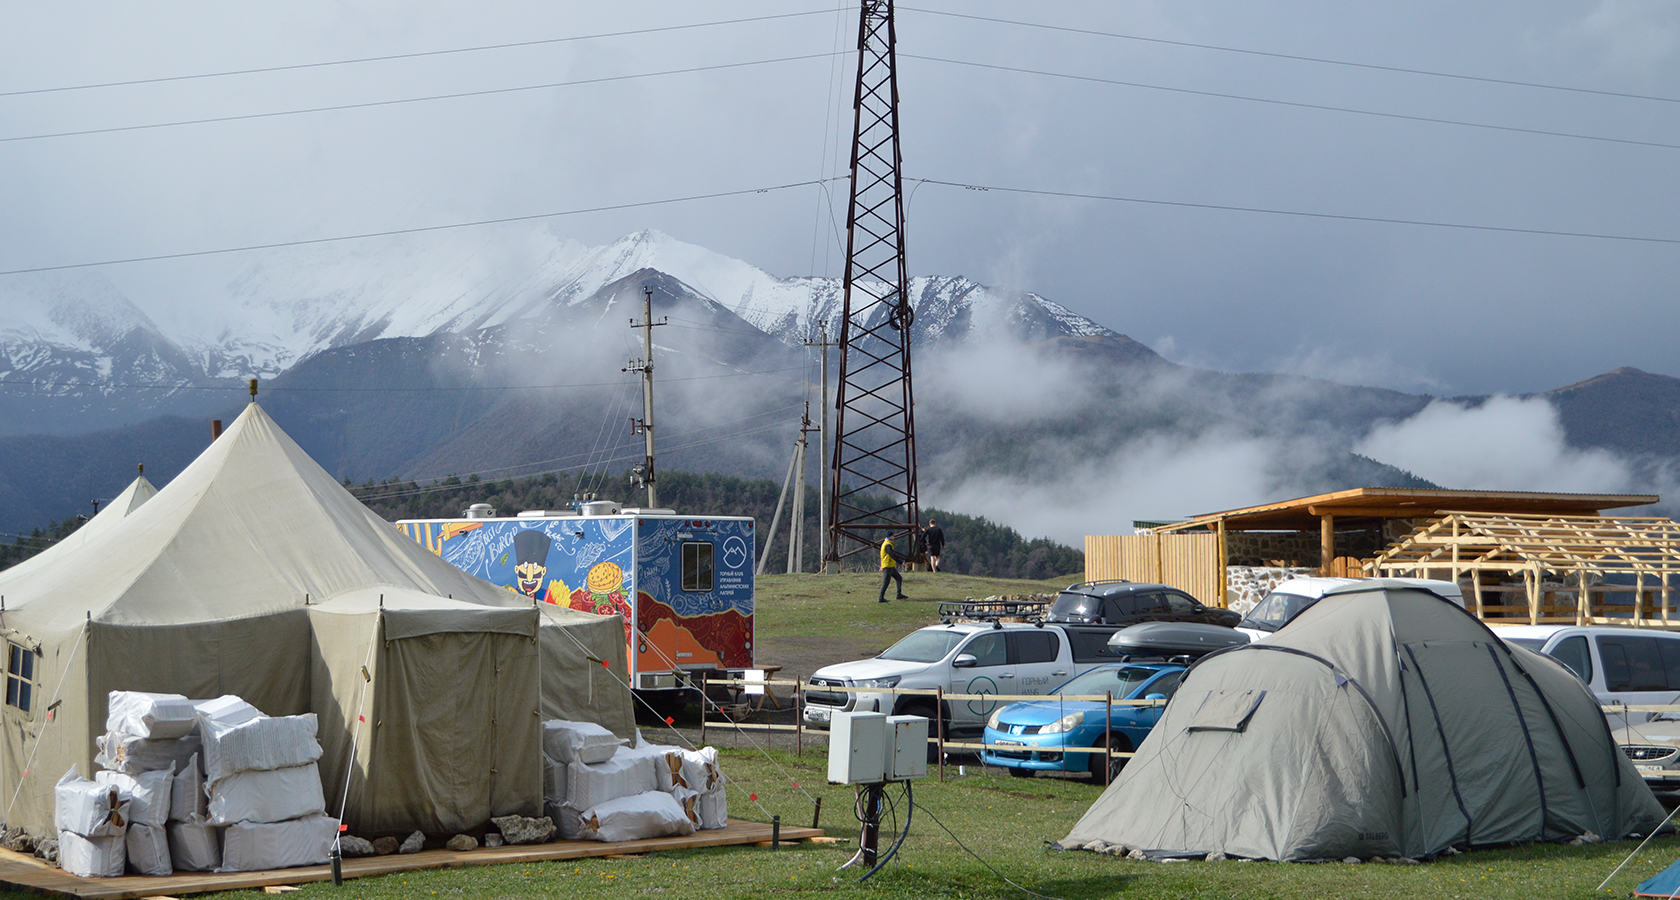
left=907, top=177, right=1680, bottom=246
left=902, top=53, right=1680, bottom=153
left=0, top=9, right=839, bottom=99
left=912, top=797, right=1069, bottom=900
left=857, top=781, right=914, bottom=882
left=899, top=6, right=1680, bottom=106
left=0, top=366, right=809, bottom=394
left=0, top=52, right=848, bottom=145
left=0, top=177, right=845, bottom=278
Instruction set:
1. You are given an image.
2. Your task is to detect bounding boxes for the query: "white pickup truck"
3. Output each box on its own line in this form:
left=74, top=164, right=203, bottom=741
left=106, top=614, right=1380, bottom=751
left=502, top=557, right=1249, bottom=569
left=803, top=621, right=1126, bottom=738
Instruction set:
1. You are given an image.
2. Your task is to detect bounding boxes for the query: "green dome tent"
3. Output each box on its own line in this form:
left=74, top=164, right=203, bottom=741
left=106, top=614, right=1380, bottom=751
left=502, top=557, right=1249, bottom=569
left=1059, top=582, right=1666, bottom=860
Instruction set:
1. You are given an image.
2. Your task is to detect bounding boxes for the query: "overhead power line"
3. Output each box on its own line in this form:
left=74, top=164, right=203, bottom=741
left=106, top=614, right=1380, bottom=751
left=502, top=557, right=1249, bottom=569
left=0, top=177, right=843, bottom=277
left=900, top=6, right=1680, bottom=106
left=904, top=54, right=1680, bottom=153
left=909, top=177, right=1680, bottom=246
left=0, top=52, right=846, bottom=145
left=0, top=366, right=806, bottom=394
left=0, top=9, right=838, bottom=99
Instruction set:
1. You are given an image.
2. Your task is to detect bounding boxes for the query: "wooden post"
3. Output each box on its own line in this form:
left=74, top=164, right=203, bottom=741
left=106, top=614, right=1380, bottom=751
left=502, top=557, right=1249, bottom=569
left=1527, top=565, right=1540, bottom=625
left=1104, top=691, right=1113, bottom=787
left=1216, top=517, right=1229, bottom=608
left=795, top=682, right=803, bottom=756
left=1578, top=567, right=1589, bottom=626
left=699, top=671, right=707, bottom=745
left=1471, top=569, right=1484, bottom=620
left=936, top=687, right=945, bottom=782
left=1637, top=572, right=1647, bottom=627
left=1320, top=515, right=1335, bottom=576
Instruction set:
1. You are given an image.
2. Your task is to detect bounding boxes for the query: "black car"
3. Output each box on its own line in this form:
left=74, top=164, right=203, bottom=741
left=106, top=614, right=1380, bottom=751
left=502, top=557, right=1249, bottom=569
left=1044, top=581, right=1240, bottom=628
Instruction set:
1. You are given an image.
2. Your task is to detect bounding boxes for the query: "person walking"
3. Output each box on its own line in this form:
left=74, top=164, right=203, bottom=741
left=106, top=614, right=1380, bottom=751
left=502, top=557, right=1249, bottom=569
left=878, top=536, right=907, bottom=602
left=924, top=519, right=946, bottom=573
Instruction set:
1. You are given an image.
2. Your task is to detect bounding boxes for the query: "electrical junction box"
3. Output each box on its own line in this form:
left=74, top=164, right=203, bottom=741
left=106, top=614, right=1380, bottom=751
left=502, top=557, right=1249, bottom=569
left=827, top=711, right=887, bottom=785
left=887, top=715, right=929, bottom=780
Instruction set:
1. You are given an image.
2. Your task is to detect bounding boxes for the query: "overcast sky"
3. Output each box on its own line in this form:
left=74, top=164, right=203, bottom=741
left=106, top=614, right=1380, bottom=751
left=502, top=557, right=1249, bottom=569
left=3, top=1, right=1678, bottom=396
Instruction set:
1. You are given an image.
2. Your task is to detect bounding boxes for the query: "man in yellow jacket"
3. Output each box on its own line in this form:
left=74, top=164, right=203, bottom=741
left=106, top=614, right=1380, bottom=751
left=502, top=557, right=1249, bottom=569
left=878, top=537, right=907, bottom=603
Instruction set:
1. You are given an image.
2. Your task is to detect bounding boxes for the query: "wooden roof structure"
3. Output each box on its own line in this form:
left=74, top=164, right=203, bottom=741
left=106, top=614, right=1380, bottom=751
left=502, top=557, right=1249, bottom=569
left=1371, top=511, right=1680, bottom=626
left=1154, top=488, right=1658, bottom=533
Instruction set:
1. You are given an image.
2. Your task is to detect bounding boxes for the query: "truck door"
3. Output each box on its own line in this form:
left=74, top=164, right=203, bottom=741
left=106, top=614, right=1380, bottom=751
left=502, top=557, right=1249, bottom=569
left=1007, top=630, right=1066, bottom=695
left=952, top=631, right=1010, bottom=726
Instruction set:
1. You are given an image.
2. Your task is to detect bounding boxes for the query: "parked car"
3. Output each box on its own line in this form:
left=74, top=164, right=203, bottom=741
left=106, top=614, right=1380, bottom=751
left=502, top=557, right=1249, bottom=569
left=1235, top=576, right=1465, bottom=642
left=1496, top=624, right=1680, bottom=724
left=804, top=620, right=1147, bottom=744
left=981, top=663, right=1185, bottom=780
left=1612, top=716, right=1680, bottom=790
left=1045, top=581, right=1240, bottom=628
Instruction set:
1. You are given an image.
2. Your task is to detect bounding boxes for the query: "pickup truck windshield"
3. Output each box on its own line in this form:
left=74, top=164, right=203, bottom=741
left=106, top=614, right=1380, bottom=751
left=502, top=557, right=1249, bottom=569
left=1057, top=666, right=1161, bottom=698
left=880, top=630, right=968, bottom=663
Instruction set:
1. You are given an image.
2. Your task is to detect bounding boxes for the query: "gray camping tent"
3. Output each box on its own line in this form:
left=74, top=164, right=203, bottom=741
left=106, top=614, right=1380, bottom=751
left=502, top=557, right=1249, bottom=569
left=1060, top=582, right=1667, bottom=860
left=0, top=402, right=632, bottom=836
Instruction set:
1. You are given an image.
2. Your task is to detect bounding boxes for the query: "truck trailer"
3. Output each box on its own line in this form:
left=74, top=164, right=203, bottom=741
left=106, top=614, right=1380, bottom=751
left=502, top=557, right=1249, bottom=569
left=397, top=503, right=755, bottom=691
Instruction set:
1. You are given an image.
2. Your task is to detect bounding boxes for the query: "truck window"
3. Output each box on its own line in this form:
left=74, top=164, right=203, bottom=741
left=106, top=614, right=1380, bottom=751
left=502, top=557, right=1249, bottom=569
left=1163, top=592, right=1197, bottom=615
left=1546, top=635, right=1592, bottom=683
left=1103, top=595, right=1135, bottom=621
left=1010, top=631, right=1058, bottom=664
left=962, top=633, right=1007, bottom=667
left=1133, top=592, right=1167, bottom=615
left=681, top=542, right=714, bottom=592
left=1598, top=636, right=1668, bottom=692
left=1063, top=627, right=1126, bottom=663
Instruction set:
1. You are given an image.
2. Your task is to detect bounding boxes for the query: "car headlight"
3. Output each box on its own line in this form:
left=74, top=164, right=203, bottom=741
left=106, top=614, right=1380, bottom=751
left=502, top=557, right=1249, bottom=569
left=987, top=709, right=1003, bottom=730
left=856, top=676, right=900, bottom=689
left=1039, top=711, right=1084, bottom=734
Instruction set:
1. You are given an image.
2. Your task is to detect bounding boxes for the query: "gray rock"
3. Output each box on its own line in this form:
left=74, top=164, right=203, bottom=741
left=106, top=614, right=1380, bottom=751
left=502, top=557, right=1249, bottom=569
left=339, top=836, right=377, bottom=858
left=371, top=836, right=399, bottom=856
left=2, top=827, right=34, bottom=854
left=399, top=831, right=426, bottom=854
left=1342, top=857, right=1361, bottom=864
left=35, top=838, right=57, bottom=865
left=492, top=815, right=556, bottom=845
left=446, top=834, right=477, bottom=852
left=483, top=833, right=504, bottom=849
left=1205, top=852, right=1226, bottom=862
left=1126, top=849, right=1148, bottom=861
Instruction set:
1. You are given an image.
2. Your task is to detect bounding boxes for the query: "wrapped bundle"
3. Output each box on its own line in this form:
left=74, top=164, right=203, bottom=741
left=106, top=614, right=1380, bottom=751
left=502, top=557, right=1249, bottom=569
left=106, top=691, right=198, bottom=740
left=542, top=720, right=624, bottom=765
left=577, top=792, right=695, bottom=842
left=55, top=767, right=129, bottom=838
left=206, top=764, right=325, bottom=825
left=217, top=815, right=336, bottom=872
left=95, top=767, right=173, bottom=828
left=200, top=713, right=321, bottom=783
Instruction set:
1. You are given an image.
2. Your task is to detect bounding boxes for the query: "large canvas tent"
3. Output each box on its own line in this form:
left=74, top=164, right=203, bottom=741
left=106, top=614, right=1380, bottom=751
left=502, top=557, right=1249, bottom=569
left=0, top=472, right=155, bottom=582
left=0, top=402, right=632, bottom=836
left=1060, top=582, right=1667, bottom=860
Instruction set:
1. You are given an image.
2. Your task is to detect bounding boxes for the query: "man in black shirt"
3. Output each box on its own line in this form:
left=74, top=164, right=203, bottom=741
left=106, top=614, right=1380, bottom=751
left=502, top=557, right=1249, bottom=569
left=924, top=519, right=946, bottom=573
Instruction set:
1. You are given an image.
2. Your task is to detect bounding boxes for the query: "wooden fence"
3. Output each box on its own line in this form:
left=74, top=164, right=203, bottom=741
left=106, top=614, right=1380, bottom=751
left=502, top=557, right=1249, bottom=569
left=1084, top=533, right=1224, bottom=606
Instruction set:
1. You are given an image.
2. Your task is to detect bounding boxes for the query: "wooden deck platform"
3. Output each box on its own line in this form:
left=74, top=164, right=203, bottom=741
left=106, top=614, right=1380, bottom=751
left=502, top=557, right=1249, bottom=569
left=0, top=820, right=824, bottom=900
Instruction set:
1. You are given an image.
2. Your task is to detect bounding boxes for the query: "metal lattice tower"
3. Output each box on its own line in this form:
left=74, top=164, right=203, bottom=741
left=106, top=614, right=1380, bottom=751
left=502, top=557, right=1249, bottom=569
left=827, top=0, right=918, bottom=562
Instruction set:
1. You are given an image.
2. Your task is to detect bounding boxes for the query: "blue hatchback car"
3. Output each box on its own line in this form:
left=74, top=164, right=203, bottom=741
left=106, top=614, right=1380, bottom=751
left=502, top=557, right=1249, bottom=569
left=980, top=664, right=1184, bottom=780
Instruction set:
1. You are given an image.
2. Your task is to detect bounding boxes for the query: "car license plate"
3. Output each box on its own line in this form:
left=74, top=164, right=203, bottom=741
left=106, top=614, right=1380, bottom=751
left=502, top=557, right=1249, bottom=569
left=1638, top=764, right=1665, bottom=772
left=808, top=708, right=830, bottom=723
left=994, top=739, right=1024, bottom=747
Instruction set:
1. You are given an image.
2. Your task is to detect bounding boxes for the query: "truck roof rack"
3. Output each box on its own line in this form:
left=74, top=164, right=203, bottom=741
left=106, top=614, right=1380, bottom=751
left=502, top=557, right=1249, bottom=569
left=937, top=597, right=1052, bottom=624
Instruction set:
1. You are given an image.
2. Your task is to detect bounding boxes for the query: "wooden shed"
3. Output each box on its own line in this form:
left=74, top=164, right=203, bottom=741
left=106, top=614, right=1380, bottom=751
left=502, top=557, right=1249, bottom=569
left=1086, top=488, right=1662, bottom=617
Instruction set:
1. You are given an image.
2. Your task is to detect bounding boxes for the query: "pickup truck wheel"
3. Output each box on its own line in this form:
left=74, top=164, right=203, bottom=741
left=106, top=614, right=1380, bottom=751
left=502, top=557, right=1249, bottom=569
left=1089, top=733, right=1132, bottom=782
left=898, top=702, right=941, bottom=763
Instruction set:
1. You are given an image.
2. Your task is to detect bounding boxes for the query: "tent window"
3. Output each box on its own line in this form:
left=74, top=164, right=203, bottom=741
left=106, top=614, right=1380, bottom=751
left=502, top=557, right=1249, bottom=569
left=5, top=643, right=33, bottom=713
left=1186, top=689, right=1265, bottom=732
left=681, top=542, right=714, bottom=593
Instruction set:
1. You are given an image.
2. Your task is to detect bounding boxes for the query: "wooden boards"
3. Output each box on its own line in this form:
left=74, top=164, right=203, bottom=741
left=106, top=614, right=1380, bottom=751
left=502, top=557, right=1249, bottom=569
left=0, top=820, right=825, bottom=900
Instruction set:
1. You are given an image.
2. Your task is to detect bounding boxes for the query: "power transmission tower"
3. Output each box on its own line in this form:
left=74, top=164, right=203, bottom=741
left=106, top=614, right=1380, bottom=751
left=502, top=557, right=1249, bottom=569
left=827, top=0, right=919, bottom=563
left=624, top=284, right=667, bottom=509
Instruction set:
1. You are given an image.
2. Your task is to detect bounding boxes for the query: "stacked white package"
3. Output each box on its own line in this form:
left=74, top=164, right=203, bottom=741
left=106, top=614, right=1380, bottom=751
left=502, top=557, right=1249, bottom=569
left=576, top=792, right=695, bottom=842
left=207, top=764, right=325, bottom=825
left=166, top=752, right=220, bottom=872
left=566, top=752, right=659, bottom=812
left=542, top=720, right=624, bottom=765
left=542, top=753, right=568, bottom=804
left=95, top=768, right=174, bottom=876
left=217, top=816, right=337, bottom=872
left=55, top=767, right=129, bottom=877
left=95, top=732, right=201, bottom=776
left=170, top=753, right=207, bottom=822
left=199, top=712, right=321, bottom=782
left=106, top=692, right=198, bottom=740
left=627, top=744, right=727, bottom=831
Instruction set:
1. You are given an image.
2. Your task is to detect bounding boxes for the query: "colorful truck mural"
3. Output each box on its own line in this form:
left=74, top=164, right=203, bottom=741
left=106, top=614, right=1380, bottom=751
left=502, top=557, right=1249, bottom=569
left=396, top=512, right=755, bottom=690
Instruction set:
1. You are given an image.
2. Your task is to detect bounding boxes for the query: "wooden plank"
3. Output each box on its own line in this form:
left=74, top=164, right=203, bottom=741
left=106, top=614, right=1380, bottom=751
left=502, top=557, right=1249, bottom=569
left=0, top=820, right=823, bottom=900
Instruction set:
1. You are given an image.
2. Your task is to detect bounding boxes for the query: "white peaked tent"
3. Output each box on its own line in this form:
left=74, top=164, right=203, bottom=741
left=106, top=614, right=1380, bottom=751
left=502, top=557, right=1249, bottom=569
left=0, top=472, right=155, bottom=583
left=0, top=402, right=632, bottom=836
left=1059, top=583, right=1667, bottom=861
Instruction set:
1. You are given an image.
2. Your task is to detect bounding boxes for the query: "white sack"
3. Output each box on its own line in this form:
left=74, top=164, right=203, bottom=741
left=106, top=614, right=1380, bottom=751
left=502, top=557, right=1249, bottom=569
left=546, top=799, right=586, bottom=841
left=542, top=719, right=623, bottom=765
left=618, top=745, right=678, bottom=792
left=568, top=753, right=658, bottom=811
left=96, top=767, right=173, bottom=827
left=543, top=754, right=568, bottom=803
left=167, top=818, right=222, bottom=872
left=697, top=787, right=728, bottom=830
left=107, top=691, right=198, bottom=740
left=670, top=786, right=701, bottom=828
left=217, top=815, right=336, bottom=872
left=673, top=747, right=720, bottom=792
left=193, top=694, right=261, bottom=729
left=59, top=830, right=125, bottom=878
left=170, top=753, right=207, bottom=822
left=125, top=823, right=173, bottom=876
left=201, top=713, right=321, bottom=783
left=95, top=733, right=201, bottom=775
left=207, top=763, right=325, bottom=825
left=55, top=767, right=129, bottom=837
left=578, top=791, right=695, bottom=842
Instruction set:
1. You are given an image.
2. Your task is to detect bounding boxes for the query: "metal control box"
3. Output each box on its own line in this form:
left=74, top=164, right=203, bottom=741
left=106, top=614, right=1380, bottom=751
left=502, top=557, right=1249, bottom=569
left=887, top=715, right=929, bottom=780
left=827, top=711, right=887, bottom=785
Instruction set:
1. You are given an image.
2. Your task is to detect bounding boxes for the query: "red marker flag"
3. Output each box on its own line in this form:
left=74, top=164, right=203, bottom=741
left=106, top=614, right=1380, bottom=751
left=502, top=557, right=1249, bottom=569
left=664, top=716, right=674, bottom=725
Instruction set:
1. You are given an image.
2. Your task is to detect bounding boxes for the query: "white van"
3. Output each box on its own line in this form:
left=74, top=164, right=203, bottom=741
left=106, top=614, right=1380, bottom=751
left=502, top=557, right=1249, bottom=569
left=1496, top=625, right=1680, bottom=723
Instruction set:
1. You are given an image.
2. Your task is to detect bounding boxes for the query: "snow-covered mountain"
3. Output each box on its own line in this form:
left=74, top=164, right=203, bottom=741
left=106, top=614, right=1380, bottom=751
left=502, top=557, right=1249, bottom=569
left=0, top=226, right=1119, bottom=435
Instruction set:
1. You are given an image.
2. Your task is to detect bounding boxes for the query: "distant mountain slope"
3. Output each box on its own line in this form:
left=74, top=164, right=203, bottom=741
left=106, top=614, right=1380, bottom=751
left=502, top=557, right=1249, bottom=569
left=1545, top=367, right=1680, bottom=458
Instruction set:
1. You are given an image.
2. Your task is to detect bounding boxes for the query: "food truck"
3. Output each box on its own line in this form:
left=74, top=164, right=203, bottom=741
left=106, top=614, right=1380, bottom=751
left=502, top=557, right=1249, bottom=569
left=397, top=502, right=754, bottom=691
